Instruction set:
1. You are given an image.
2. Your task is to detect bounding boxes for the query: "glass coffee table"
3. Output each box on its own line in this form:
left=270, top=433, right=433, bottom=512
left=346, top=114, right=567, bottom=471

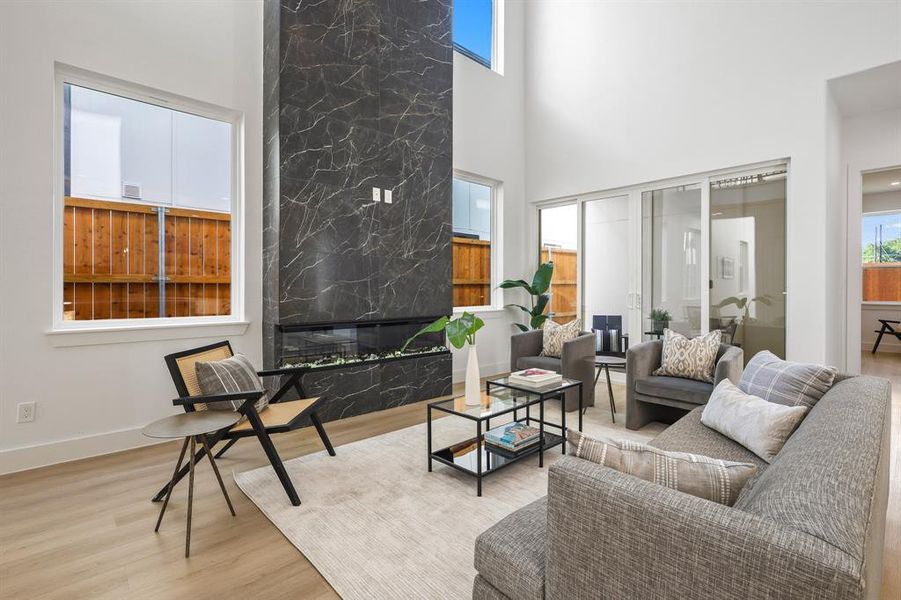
left=427, top=386, right=574, bottom=496
left=486, top=376, right=585, bottom=430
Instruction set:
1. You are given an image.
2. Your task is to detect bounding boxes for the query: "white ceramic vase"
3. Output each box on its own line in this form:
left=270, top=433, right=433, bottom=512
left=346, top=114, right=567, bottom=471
left=464, top=344, right=481, bottom=406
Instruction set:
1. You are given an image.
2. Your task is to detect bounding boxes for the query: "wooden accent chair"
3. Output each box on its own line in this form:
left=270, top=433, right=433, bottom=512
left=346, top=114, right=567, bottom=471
left=153, top=340, right=335, bottom=507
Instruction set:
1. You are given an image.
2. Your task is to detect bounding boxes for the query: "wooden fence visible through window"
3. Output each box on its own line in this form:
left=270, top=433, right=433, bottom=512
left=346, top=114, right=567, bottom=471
left=863, top=263, right=901, bottom=302
left=62, top=196, right=231, bottom=320
left=540, top=246, right=577, bottom=324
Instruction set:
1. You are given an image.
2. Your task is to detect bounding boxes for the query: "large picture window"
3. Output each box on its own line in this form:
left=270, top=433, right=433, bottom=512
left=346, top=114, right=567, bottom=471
left=453, top=175, right=497, bottom=308
left=453, top=0, right=494, bottom=69
left=57, top=73, right=239, bottom=326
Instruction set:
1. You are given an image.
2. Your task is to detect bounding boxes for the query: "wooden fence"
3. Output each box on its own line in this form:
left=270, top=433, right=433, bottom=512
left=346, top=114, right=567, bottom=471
left=63, top=197, right=231, bottom=320
left=863, top=263, right=901, bottom=302
left=452, top=237, right=491, bottom=307
left=541, top=246, right=577, bottom=324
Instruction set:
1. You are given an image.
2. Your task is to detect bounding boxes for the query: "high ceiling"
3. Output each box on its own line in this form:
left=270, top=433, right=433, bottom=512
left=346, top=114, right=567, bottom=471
left=829, top=60, right=901, bottom=117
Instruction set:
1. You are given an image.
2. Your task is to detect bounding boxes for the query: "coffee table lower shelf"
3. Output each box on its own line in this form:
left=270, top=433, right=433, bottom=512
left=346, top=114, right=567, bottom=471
left=429, top=432, right=564, bottom=495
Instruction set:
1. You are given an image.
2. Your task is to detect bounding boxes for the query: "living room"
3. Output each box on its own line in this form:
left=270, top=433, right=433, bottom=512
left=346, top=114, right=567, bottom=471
left=0, top=1, right=899, bottom=599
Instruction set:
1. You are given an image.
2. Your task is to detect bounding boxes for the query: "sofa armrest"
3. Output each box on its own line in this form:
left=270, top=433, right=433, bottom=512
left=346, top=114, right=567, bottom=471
left=510, top=329, right=544, bottom=371
left=626, top=340, right=662, bottom=380
left=714, top=344, right=744, bottom=386
left=545, top=456, right=862, bottom=600
left=560, top=332, right=595, bottom=366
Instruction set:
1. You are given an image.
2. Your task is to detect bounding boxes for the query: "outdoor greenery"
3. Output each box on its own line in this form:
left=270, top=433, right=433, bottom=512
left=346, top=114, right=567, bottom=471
left=862, top=238, right=901, bottom=263
left=500, top=261, right=554, bottom=332
left=402, top=311, right=485, bottom=352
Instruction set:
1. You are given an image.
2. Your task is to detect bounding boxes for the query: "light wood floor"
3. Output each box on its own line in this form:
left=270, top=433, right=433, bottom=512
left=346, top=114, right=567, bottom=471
left=1, top=361, right=899, bottom=600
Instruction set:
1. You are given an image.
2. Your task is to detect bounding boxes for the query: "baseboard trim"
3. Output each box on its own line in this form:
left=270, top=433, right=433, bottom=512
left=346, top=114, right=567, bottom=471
left=0, top=426, right=169, bottom=476
left=453, top=361, right=509, bottom=384
left=861, top=342, right=901, bottom=353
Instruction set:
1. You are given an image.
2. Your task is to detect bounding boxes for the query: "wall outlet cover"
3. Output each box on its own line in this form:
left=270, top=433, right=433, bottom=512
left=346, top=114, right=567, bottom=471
left=17, top=401, right=35, bottom=423
left=384, top=189, right=393, bottom=204
left=372, top=187, right=381, bottom=203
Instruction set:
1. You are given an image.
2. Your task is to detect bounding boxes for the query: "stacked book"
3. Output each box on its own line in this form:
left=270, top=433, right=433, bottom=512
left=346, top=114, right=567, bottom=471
left=508, top=368, right=562, bottom=389
left=484, top=422, right=542, bottom=455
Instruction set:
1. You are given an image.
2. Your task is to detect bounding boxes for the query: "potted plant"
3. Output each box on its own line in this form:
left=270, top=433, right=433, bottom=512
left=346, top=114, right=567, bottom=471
left=500, top=261, right=554, bottom=331
left=403, top=312, right=486, bottom=405
left=649, top=308, right=671, bottom=333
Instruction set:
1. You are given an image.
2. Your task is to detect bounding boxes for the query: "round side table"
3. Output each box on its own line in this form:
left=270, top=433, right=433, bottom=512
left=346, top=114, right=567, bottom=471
left=143, top=411, right=241, bottom=557
left=594, top=356, right=627, bottom=423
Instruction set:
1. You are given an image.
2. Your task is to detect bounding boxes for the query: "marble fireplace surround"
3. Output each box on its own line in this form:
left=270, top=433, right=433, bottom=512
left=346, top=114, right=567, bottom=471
left=262, top=0, right=454, bottom=421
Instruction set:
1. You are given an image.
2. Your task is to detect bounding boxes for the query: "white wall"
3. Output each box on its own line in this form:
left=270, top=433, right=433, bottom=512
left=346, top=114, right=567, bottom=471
left=452, top=0, right=526, bottom=381
left=0, top=0, right=263, bottom=473
left=524, top=1, right=901, bottom=365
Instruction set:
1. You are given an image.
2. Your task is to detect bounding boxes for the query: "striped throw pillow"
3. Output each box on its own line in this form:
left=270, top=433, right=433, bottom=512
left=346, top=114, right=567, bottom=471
left=738, top=351, right=836, bottom=410
left=195, top=354, right=269, bottom=414
left=567, top=429, right=757, bottom=505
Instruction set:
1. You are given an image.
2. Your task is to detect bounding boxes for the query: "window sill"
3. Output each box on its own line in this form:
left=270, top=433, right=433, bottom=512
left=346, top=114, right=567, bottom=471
left=453, top=306, right=510, bottom=317
left=46, top=319, right=250, bottom=348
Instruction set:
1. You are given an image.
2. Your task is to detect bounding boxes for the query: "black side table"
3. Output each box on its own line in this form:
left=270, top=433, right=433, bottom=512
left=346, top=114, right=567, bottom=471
left=594, top=356, right=626, bottom=422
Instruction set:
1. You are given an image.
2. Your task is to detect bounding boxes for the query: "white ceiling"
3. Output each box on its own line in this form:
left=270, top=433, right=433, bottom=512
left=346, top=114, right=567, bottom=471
left=829, top=61, right=901, bottom=117
left=863, top=167, right=901, bottom=195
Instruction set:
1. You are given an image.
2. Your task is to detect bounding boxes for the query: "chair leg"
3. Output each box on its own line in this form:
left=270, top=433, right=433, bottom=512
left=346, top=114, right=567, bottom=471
left=310, top=411, right=336, bottom=457
left=245, top=408, right=301, bottom=507
left=155, top=437, right=189, bottom=533
left=186, top=436, right=196, bottom=558
left=213, top=438, right=239, bottom=459
left=200, top=435, right=236, bottom=517
left=873, top=325, right=886, bottom=353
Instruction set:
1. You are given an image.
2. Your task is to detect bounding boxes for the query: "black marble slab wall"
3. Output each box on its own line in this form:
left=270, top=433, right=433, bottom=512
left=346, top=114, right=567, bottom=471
left=263, top=0, right=453, bottom=419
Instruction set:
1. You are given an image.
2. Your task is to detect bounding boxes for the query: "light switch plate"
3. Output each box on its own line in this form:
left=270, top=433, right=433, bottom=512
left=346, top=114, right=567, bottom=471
left=372, top=187, right=381, bottom=203
left=384, top=189, right=392, bottom=204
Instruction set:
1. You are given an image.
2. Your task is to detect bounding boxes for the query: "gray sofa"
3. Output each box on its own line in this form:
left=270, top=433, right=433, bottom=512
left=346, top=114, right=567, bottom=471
left=510, top=329, right=595, bottom=412
left=626, top=339, right=743, bottom=430
left=472, top=373, right=891, bottom=600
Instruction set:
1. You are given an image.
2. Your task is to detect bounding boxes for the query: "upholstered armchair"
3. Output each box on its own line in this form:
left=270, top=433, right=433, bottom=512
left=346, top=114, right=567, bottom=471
left=625, top=340, right=743, bottom=430
left=510, top=329, right=596, bottom=412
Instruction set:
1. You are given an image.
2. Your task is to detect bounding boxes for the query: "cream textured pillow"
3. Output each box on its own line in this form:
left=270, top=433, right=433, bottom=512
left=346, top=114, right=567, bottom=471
left=540, top=319, right=581, bottom=358
left=701, top=379, right=808, bottom=463
left=653, top=328, right=721, bottom=383
left=567, top=429, right=757, bottom=506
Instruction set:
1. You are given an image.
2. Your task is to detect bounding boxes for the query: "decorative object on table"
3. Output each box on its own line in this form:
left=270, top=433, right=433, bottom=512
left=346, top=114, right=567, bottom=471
left=509, top=326, right=595, bottom=412
left=591, top=314, right=627, bottom=355
left=499, top=261, right=554, bottom=332
left=648, top=307, right=671, bottom=333
left=701, top=379, right=808, bottom=463
left=653, top=328, right=722, bottom=383
left=404, top=312, right=486, bottom=406
left=713, top=294, right=773, bottom=347
left=593, top=355, right=626, bottom=422
left=625, top=337, right=743, bottom=430
left=484, top=421, right=541, bottom=453
left=156, top=340, right=336, bottom=508
left=508, top=367, right=563, bottom=388
left=738, top=350, right=836, bottom=410
left=871, top=318, right=901, bottom=353
left=566, top=429, right=757, bottom=506
left=143, top=410, right=241, bottom=557
left=540, top=318, right=582, bottom=358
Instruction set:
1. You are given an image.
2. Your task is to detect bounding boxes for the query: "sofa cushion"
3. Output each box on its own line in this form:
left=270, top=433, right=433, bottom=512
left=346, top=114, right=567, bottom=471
left=474, top=496, right=546, bottom=600
left=635, top=375, right=713, bottom=405
left=739, top=350, right=837, bottom=410
left=568, top=430, right=757, bottom=505
left=650, top=407, right=768, bottom=471
left=734, top=375, right=891, bottom=561
left=540, top=318, right=581, bottom=358
left=516, top=355, right=561, bottom=372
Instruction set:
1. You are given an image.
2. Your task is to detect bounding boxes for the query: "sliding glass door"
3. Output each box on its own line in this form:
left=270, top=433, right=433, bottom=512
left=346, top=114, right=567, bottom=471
left=539, top=204, right=579, bottom=324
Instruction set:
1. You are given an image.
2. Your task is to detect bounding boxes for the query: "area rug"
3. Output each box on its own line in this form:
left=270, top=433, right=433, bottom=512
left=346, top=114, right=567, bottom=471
left=234, top=399, right=664, bottom=600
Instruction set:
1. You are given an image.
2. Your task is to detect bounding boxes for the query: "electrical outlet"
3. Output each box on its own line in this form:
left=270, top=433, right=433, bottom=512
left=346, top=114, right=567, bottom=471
left=372, top=187, right=381, bottom=203
left=384, top=189, right=393, bottom=204
left=17, top=402, right=35, bottom=423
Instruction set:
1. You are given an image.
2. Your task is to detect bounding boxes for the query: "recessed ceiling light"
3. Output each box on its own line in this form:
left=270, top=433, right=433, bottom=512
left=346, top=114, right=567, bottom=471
left=891, top=181, right=901, bottom=186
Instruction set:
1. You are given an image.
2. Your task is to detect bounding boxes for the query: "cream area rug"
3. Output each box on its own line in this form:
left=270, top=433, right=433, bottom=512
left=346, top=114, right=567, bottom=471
left=234, top=397, right=665, bottom=600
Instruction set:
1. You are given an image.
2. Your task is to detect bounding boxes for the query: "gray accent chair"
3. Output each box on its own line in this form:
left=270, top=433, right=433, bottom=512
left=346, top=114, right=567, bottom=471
left=472, top=374, right=892, bottom=600
left=625, top=339, right=743, bottom=430
left=510, top=329, right=595, bottom=412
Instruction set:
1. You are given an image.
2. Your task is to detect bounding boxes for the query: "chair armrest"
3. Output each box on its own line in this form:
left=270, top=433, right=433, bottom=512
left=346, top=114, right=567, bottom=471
left=172, top=390, right=266, bottom=408
left=545, top=456, right=861, bottom=600
left=626, top=340, right=662, bottom=380
left=510, top=329, right=544, bottom=371
left=714, top=344, right=744, bottom=386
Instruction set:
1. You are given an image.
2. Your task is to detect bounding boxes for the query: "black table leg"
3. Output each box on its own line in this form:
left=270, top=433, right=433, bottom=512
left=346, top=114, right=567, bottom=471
left=427, top=405, right=432, bottom=472
left=561, top=397, right=567, bottom=455
left=578, top=383, right=584, bottom=431
left=605, top=364, right=616, bottom=423
left=476, top=420, right=483, bottom=497
left=539, top=399, right=545, bottom=468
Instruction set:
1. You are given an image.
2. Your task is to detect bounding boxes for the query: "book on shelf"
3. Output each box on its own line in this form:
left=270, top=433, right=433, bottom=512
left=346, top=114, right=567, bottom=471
left=508, top=367, right=562, bottom=388
left=484, top=422, right=541, bottom=451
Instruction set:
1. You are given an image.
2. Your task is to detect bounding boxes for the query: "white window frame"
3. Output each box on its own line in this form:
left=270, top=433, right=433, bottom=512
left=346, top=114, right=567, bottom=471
left=49, top=63, right=246, bottom=337
left=452, top=170, right=503, bottom=312
left=453, top=0, right=504, bottom=76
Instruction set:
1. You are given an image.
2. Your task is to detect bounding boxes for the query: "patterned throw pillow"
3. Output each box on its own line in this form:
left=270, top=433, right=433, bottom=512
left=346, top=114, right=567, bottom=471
left=567, top=430, right=757, bottom=506
left=653, top=328, right=721, bottom=383
left=540, top=319, right=581, bottom=358
left=738, top=350, right=836, bottom=410
left=701, top=379, right=808, bottom=463
left=195, top=354, right=270, bottom=414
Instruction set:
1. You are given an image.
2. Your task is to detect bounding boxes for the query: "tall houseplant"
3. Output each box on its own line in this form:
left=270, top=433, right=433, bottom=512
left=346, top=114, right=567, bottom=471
left=404, top=312, right=486, bottom=405
left=500, top=261, right=554, bottom=332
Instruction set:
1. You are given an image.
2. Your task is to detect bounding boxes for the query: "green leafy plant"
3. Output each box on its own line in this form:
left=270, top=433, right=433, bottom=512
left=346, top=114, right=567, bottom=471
left=401, top=312, right=485, bottom=352
left=649, top=308, right=672, bottom=322
left=500, top=261, right=554, bottom=332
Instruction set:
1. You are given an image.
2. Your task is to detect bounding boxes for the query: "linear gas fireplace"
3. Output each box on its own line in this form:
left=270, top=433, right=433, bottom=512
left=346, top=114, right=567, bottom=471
left=275, top=317, right=448, bottom=369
